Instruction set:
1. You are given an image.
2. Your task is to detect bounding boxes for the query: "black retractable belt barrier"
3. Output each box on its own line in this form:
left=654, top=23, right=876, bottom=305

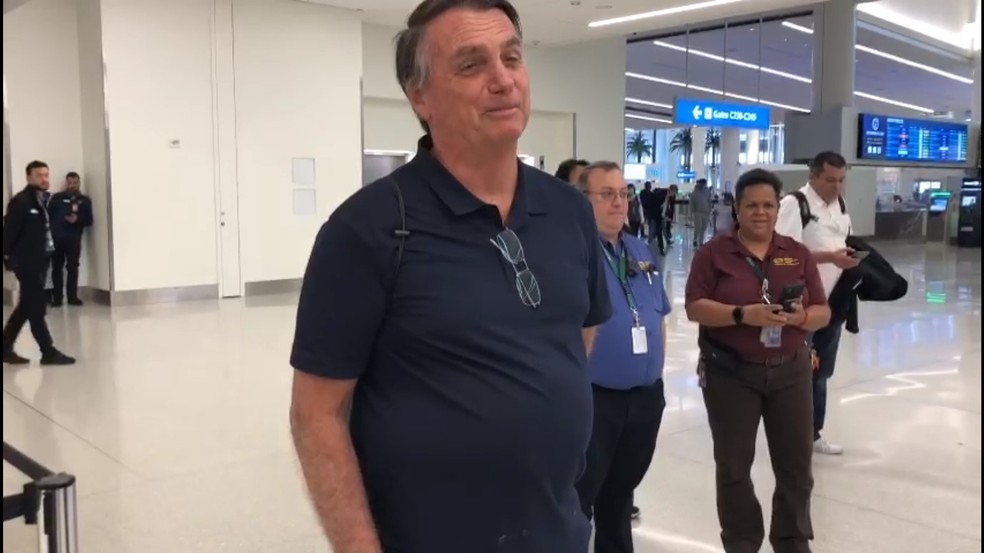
left=2, top=441, right=79, bottom=553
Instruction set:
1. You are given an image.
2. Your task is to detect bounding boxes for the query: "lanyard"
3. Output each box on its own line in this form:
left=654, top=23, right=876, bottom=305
left=601, top=240, right=640, bottom=322
left=743, top=256, right=772, bottom=303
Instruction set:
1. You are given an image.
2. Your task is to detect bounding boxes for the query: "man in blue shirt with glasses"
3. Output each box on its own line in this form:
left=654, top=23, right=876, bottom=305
left=574, top=162, right=671, bottom=553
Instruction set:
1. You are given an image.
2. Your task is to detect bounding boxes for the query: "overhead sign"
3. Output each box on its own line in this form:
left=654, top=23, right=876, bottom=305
left=674, top=98, right=771, bottom=130
left=676, top=170, right=697, bottom=180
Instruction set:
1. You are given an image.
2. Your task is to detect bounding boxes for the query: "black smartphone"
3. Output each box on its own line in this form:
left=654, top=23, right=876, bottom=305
left=851, top=250, right=870, bottom=260
left=779, top=283, right=806, bottom=312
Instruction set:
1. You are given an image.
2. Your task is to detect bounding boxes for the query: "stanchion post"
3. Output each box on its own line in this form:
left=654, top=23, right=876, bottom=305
left=34, top=474, right=78, bottom=553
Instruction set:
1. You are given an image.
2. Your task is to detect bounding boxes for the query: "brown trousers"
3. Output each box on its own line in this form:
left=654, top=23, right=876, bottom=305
left=701, top=350, right=815, bottom=553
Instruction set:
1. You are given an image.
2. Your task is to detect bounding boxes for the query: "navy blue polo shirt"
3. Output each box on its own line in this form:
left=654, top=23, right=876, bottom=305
left=588, top=235, right=671, bottom=390
left=290, top=136, right=612, bottom=553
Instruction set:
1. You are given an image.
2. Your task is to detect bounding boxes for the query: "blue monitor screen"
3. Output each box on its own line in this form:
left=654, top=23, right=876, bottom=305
left=858, top=114, right=968, bottom=163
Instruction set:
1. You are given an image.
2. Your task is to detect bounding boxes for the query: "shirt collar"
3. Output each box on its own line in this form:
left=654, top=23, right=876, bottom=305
left=804, top=183, right=836, bottom=208
left=723, top=230, right=796, bottom=255
left=410, top=135, right=548, bottom=225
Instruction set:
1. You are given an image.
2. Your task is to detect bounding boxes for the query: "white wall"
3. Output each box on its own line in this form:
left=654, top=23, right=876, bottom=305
left=76, top=0, right=111, bottom=290
left=362, top=24, right=622, bottom=170
left=233, top=0, right=363, bottom=284
left=525, top=38, right=627, bottom=166
left=3, top=0, right=85, bottom=191
left=99, top=0, right=218, bottom=292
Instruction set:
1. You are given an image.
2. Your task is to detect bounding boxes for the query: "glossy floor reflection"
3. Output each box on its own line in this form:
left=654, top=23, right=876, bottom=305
left=3, top=241, right=981, bottom=553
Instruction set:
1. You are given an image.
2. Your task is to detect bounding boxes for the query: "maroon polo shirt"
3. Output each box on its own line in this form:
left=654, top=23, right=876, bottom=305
left=685, top=231, right=826, bottom=359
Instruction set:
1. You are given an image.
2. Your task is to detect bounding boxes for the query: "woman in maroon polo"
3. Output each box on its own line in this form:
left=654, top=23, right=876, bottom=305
left=685, top=169, right=831, bottom=553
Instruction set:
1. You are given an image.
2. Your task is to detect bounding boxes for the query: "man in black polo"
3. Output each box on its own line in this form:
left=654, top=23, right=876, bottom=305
left=288, top=2, right=611, bottom=553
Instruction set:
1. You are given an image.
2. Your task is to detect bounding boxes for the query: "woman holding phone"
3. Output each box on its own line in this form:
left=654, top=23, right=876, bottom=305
left=685, top=169, right=831, bottom=553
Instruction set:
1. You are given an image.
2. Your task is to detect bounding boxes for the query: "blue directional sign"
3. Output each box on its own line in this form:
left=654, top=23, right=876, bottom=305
left=676, top=170, right=697, bottom=180
left=674, top=98, right=771, bottom=130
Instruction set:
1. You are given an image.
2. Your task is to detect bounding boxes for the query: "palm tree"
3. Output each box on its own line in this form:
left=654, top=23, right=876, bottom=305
left=705, top=129, right=722, bottom=185
left=669, top=128, right=693, bottom=170
left=626, top=131, right=653, bottom=163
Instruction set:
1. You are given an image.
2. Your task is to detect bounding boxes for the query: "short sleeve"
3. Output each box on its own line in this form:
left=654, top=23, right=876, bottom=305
left=580, top=200, right=612, bottom=328
left=289, top=213, right=389, bottom=380
left=776, top=194, right=804, bottom=242
left=684, top=244, right=717, bottom=306
left=802, top=247, right=827, bottom=308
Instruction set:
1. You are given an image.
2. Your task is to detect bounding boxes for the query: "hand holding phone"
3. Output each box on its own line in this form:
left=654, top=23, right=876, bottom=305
left=779, top=283, right=806, bottom=313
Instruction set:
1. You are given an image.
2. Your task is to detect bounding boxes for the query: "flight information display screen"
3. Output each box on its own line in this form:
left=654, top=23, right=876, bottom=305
left=858, top=114, right=968, bottom=163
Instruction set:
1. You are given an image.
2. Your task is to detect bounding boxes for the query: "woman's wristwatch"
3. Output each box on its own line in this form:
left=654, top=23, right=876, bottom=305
left=732, top=306, right=744, bottom=325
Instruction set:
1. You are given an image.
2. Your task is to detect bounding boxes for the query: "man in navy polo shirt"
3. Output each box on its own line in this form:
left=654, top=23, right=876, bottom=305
left=288, top=2, right=611, bottom=553
left=574, top=162, right=670, bottom=553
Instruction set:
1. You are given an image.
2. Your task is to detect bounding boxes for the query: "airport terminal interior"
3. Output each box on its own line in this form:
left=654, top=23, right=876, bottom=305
left=2, top=0, right=982, bottom=551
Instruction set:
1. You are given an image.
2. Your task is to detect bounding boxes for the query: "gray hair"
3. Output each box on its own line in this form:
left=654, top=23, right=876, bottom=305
left=394, top=0, right=523, bottom=133
left=575, top=161, right=622, bottom=193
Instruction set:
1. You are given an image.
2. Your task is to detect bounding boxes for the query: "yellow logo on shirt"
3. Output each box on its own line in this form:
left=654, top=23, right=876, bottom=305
left=773, top=257, right=801, bottom=267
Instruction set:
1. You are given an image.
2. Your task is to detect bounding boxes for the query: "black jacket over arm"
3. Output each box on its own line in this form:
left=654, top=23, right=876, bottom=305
left=827, top=237, right=908, bottom=333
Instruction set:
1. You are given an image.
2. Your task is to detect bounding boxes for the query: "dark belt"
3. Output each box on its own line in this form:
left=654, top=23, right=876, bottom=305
left=741, top=349, right=804, bottom=367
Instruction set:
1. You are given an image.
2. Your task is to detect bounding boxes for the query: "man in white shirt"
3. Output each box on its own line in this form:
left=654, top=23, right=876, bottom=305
left=776, top=152, right=859, bottom=456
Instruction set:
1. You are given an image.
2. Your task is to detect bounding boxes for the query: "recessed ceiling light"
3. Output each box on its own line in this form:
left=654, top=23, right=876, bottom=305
left=589, top=0, right=743, bottom=28
left=625, top=71, right=809, bottom=112
left=856, top=4, right=973, bottom=50
left=625, top=113, right=674, bottom=124
left=854, top=91, right=935, bottom=114
left=647, top=39, right=947, bottom=114
left=626, top=97, right=673, bottom=109
left=781, top=21, right=974, bottom=83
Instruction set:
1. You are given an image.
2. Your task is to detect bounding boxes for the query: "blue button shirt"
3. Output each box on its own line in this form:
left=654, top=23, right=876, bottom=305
left=588, top=235, right=671, bottom=390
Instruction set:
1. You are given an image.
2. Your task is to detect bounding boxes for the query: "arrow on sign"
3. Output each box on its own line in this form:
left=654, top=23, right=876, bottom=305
left=692, top=106, right=702, bottom=120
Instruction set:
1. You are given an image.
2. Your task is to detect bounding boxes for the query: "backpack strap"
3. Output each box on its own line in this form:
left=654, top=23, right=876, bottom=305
left=388, top=176, right=410, bottom=293
left=790, top=191, right=814, bottom=229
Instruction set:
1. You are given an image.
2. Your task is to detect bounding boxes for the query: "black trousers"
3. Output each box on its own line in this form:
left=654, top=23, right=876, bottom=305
left=51, top=237, right=82, bottom=302
left=3, top=268, right=55, bottom=354
left=646, top=217, right=665, bottom=253
left=576, top=381, right=665, bottom=553
left=701, top=351, right=814, bottom=553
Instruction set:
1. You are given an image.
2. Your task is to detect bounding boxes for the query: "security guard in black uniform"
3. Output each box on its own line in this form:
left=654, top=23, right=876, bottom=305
left=48, top=171, right=93, bottom=306
left=3, top=161, right=76, bottom=366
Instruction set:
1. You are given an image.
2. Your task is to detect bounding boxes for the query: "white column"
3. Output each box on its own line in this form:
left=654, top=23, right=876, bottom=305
left=746, top=129, right=761, bottom=166
left=973, top=52, right=981, bottom=170
left=691, top=126, right=707, bottom=181
left=812, top=0, right=856, bottom=113
left=721, top=128, right=741, bottom=192
left=974, top=51, right=981, bottom=125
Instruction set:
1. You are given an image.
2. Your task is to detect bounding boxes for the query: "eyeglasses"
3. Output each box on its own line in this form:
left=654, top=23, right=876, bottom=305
left=587, top=189, right=630, bottom=203
left=490, top=228, right=541, bottom=309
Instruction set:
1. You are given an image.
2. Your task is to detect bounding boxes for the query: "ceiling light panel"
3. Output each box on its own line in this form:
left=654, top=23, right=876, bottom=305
left=626, top=97, right=673, bottom=109
left=589, top=0, right=744, bottom=28
left=625, top=113, right=674, bottom=124
left=781, top=21, right=974, bottom=83
left=651, top=40, right=813, bottom=84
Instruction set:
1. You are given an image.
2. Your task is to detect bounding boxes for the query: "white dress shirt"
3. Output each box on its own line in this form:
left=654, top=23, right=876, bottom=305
left=776, top=184, right=852, bottom=298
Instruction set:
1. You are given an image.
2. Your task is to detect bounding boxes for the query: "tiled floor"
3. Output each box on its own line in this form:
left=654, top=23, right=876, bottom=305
left=3, top=240, right=981, bottom=552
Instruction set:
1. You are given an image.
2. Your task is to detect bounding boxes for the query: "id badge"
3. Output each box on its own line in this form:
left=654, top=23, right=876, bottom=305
left=631, top=326, right=648, bottom=355
left=761, top=326, right=782, bottom=348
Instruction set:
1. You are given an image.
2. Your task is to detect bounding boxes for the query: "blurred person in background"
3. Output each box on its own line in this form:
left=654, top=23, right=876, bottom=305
left=691, top=178, right=712, bottom=247
left=48, top=171, right=93, bottom=307
left=556, top=158, right=589, bottom=185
